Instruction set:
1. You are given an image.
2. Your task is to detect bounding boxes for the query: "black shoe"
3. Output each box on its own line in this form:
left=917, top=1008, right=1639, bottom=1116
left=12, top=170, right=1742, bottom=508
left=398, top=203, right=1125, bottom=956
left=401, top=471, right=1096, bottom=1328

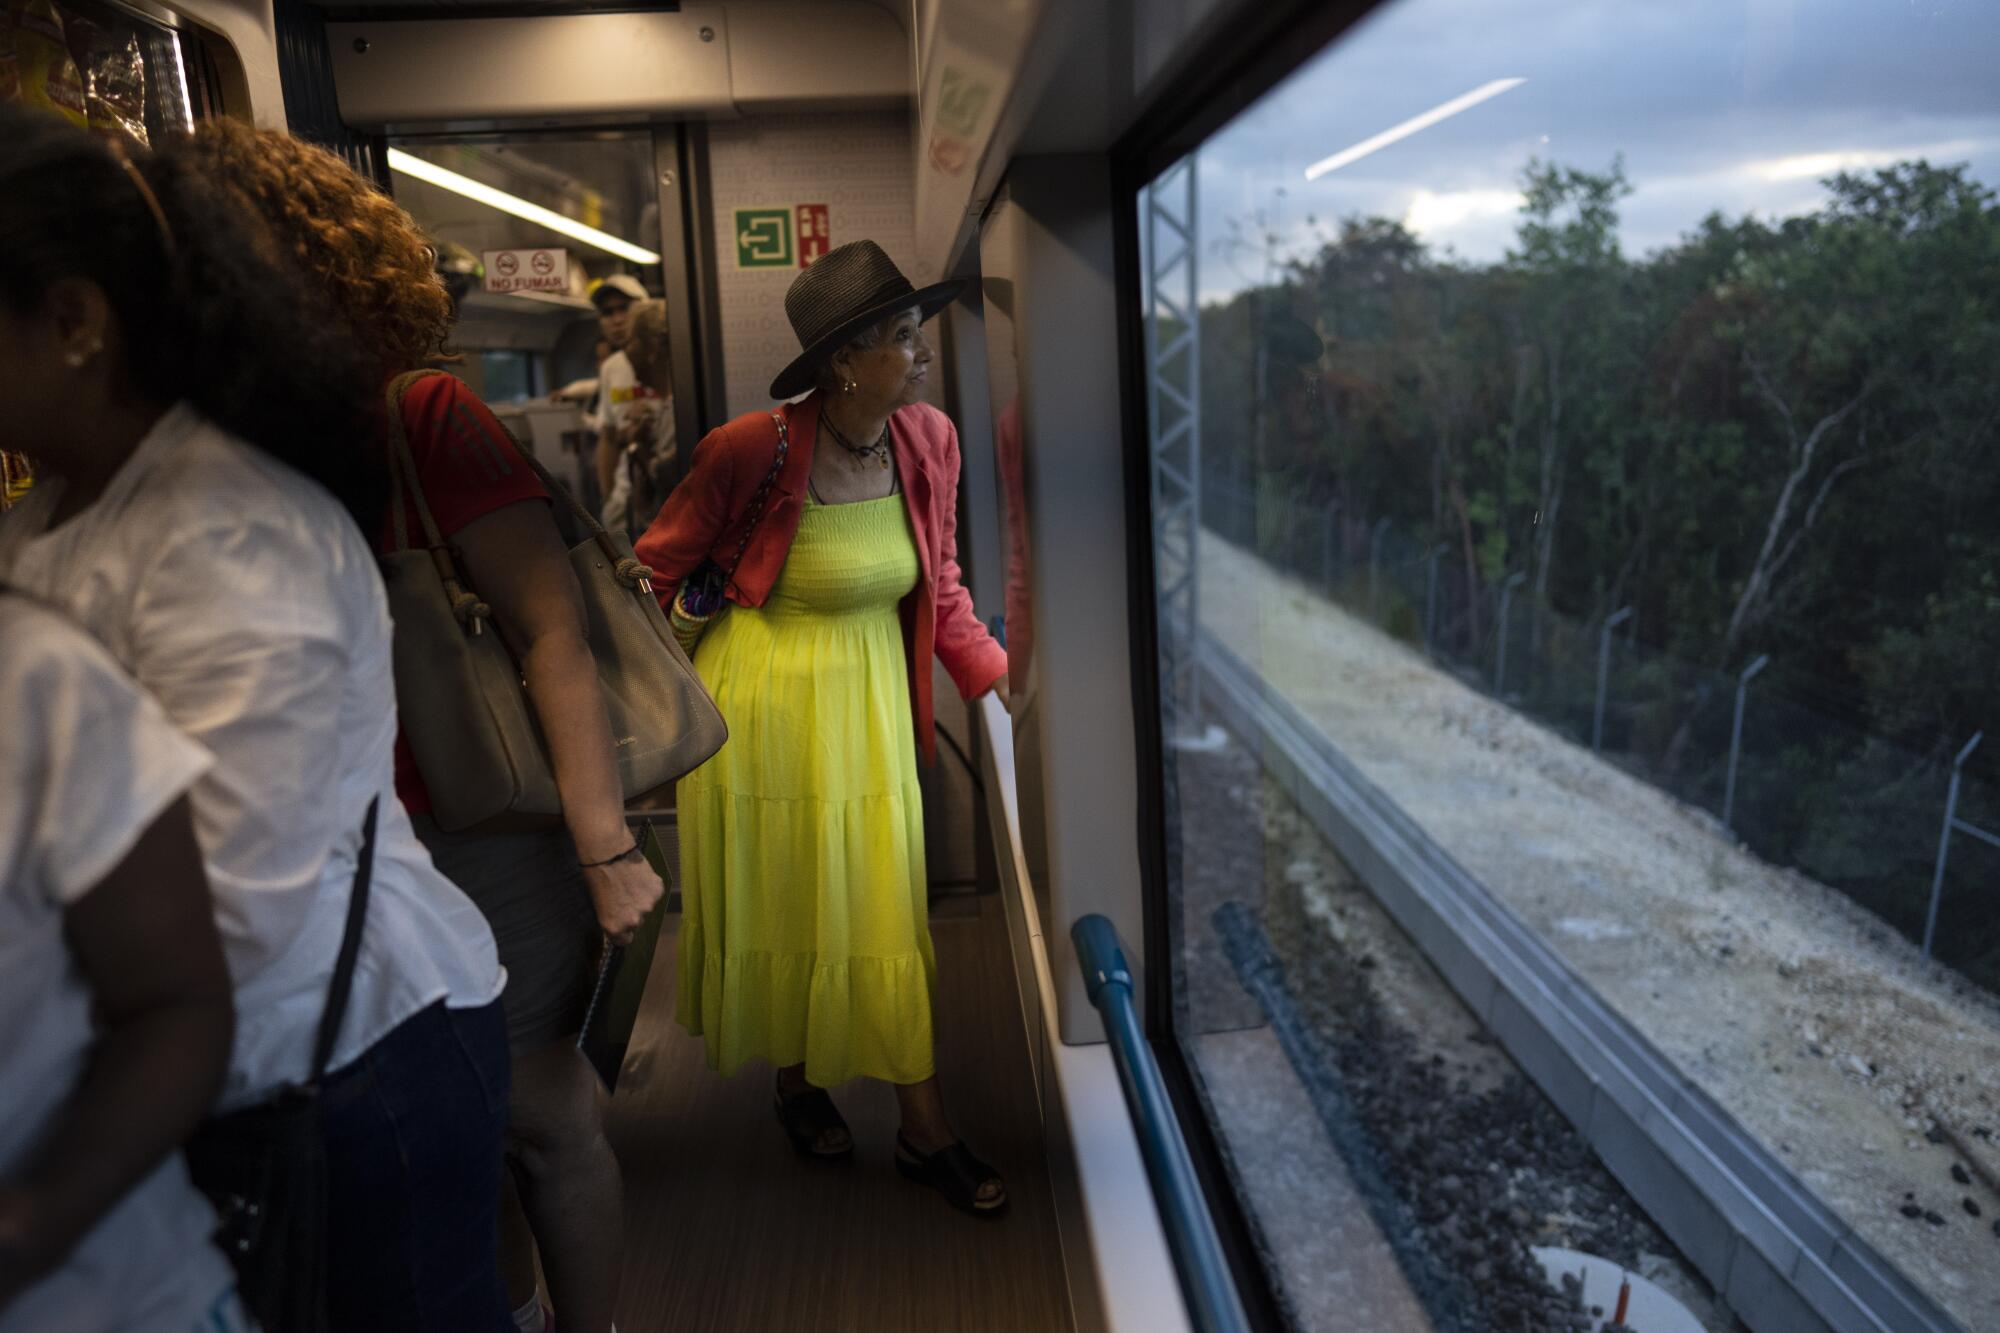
left=774, top=1080, right=853, bottom=1158
left=895, top=1133, right=1008, bottom=1217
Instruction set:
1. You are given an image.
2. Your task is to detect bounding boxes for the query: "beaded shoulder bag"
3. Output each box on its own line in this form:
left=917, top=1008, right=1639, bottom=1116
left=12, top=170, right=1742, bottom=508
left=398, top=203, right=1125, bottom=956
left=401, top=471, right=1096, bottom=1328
left=669, top=409, right=790, bottom=653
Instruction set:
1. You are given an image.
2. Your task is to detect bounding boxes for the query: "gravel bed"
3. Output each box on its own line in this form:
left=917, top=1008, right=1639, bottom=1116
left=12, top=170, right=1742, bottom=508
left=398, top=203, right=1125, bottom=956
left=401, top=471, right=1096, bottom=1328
left=1173, top=727, right=1736, bottom=1328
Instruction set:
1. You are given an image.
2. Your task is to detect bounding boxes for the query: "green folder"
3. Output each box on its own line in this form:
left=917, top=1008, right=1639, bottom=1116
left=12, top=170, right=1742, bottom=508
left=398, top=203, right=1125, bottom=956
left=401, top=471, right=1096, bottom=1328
left=577, top=818, right=673, bottom=1092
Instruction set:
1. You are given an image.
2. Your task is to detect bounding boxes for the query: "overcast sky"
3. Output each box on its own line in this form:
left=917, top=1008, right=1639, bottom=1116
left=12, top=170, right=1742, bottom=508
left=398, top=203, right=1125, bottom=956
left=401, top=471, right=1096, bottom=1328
left=1181, top=0, right=2000, bottom=303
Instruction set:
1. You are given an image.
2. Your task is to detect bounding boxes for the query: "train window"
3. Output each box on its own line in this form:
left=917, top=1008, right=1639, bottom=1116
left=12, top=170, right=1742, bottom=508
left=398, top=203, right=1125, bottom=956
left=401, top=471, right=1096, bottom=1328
left=388, top=134, right=669, bottom=504
left=387, top=136, right=664, bottom=306
left=1140, top=2, right=2000, bottom=1328
left=475, top=349, right=537, bottom=404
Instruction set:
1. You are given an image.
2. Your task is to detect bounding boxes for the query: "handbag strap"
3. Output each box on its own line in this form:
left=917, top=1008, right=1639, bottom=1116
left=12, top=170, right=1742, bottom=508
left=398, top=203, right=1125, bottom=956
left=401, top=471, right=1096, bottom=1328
left=309, top=797, right=378, bottom=1087
left=383, top=370, right=452, bottom=556
left=383, top=371, right=488, bottom=631
left=719, top=410, right=791, bottom=585
left=519, top=449, right=658, bottom=593
left=386, top=370, right=656, bottom=596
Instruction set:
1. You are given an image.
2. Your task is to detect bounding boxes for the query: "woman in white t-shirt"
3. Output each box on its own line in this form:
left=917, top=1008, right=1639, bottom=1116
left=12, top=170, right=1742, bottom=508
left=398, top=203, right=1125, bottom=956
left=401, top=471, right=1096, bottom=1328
left=0, top=595, right=248, bottom=1333
left=0, top=111, right=515, bottom=1329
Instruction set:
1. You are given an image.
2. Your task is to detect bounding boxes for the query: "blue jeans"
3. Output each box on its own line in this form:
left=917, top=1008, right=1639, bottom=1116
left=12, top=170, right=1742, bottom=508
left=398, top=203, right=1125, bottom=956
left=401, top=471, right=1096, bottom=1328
left=319, top=999, right=513, bottom=1332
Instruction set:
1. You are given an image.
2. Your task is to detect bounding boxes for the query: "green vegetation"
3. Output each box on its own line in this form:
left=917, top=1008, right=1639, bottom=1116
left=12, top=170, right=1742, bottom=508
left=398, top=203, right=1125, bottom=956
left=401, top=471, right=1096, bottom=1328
left=1195, top=158, right=2000, bottom=984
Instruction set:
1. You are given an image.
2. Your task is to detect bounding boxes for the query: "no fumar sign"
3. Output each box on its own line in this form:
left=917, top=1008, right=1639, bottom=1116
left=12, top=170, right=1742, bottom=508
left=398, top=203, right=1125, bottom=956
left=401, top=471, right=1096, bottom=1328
left=483, top=247, right=570, bottom=294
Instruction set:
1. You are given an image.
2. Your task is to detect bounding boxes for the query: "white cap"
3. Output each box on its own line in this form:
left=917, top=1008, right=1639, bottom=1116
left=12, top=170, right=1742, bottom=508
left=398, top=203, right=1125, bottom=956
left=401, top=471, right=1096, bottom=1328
left=591, top=274, right=648, bottom=307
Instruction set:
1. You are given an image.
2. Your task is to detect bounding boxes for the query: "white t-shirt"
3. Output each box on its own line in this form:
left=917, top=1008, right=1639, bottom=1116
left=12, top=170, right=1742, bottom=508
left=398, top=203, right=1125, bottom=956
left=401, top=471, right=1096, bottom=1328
left=0, top=405, right=504, bottom=1110
left=0, top=596, right=249, bottom=1333
left=594, top=349, right=638, bottom=437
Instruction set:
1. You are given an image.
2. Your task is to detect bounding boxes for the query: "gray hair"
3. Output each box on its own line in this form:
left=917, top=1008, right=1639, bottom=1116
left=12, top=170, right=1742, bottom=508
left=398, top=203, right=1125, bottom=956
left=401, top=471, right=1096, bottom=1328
left=814, top=306, right=920, bottom=392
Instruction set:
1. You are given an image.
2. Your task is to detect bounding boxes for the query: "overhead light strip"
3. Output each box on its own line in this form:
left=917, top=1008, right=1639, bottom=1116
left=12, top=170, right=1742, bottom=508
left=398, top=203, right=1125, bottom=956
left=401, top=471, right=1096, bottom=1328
left=1304, top=78, right=1527, bottom=181
left=386, top=147, right=662, bottom=265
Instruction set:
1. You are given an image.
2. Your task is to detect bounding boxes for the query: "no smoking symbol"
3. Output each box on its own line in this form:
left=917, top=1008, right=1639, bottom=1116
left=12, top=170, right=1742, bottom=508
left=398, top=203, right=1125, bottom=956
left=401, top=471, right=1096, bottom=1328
left=531, top=252, right=555, bottom=275
left=495, top=252, right=520, bottom=276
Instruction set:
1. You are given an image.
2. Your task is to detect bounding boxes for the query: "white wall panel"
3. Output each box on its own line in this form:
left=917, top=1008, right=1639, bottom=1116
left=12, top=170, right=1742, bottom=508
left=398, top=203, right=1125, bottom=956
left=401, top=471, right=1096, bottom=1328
left=704, top=111, right=938, bottom=419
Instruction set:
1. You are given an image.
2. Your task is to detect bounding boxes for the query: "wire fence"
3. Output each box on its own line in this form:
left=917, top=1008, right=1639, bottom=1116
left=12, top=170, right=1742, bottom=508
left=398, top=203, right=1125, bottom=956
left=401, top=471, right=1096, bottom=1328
left=1202, top=468, right=2000, bottom=991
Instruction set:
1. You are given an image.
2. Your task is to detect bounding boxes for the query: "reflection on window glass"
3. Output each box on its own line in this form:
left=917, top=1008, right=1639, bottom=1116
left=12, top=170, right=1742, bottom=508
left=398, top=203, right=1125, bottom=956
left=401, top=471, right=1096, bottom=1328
left=1146, top=2, right=2000, bottom=1329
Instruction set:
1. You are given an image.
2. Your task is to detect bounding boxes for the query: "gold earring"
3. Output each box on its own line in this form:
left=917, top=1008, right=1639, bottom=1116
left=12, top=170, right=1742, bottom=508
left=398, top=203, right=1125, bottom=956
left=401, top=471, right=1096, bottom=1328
left=844, top=379, right=855, bottom=393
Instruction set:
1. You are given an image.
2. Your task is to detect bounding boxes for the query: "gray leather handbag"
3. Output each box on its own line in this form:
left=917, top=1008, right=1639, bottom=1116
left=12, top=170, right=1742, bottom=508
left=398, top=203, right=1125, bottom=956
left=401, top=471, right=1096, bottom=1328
left=380, top=370, right=725, bottom=832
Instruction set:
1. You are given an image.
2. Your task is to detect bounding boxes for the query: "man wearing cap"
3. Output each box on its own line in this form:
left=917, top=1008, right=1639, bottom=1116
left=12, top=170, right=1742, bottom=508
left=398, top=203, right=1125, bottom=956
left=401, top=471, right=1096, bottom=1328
left=578, top=275, right=649, bottom=508
left=550, top=273, right=642, bottom=406
left=591, top=273, right=645, bottom=344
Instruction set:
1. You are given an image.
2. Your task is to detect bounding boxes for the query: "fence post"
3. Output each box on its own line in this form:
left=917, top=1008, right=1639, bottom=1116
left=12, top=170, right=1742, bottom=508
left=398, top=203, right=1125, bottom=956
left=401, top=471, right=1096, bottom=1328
left=1495, top=571, right=1526, bottom=695
left=1368, top=518, right=1391, bottom=623
left=1592, top=607, right=1634, bottom=753
left=1423, top=544, right=1448, bottom=656
left=1924, top=731, right=1985, bottom=963
left=1320, top=501, right=1339, bottom=592
left=1722, top=654, right=1771, bottom=831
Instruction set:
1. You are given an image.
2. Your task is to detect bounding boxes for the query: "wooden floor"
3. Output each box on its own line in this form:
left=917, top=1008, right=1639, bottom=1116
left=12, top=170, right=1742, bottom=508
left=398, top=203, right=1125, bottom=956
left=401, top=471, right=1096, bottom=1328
left=607, top=892, right=1074, bottom=1333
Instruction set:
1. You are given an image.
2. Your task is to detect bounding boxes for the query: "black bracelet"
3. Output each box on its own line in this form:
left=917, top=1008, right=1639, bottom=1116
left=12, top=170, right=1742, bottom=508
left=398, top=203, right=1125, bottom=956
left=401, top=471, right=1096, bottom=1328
left=579, top=841, right=642, bottom=870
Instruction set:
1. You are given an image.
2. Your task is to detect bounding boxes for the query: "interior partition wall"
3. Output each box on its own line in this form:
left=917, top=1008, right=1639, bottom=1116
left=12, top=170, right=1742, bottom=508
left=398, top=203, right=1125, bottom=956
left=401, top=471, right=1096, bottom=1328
left=978, top=157, right=1148, bottom=1044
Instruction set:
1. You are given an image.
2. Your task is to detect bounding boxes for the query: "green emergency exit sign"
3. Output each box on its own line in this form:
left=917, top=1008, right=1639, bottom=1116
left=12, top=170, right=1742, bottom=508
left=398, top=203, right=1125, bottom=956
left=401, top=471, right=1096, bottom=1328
left=734, top=208, right=794, bottom=268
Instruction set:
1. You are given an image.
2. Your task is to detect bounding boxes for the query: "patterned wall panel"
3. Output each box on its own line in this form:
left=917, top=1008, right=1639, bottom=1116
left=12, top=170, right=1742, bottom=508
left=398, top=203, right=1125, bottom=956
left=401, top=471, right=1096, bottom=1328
left=706, top=110, right=941, bottom=420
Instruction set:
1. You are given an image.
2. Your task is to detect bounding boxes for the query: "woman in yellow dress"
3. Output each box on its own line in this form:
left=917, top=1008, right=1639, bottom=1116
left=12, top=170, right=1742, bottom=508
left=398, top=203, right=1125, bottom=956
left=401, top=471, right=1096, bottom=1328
left=636, top=242, right=1011, bottom=1215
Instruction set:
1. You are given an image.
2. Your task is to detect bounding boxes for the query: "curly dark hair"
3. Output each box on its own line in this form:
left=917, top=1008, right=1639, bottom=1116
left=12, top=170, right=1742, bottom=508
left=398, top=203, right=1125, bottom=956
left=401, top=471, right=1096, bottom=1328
left=0, top=107, right=381, bottom=524
left=166, top=119, right=454, bottom=375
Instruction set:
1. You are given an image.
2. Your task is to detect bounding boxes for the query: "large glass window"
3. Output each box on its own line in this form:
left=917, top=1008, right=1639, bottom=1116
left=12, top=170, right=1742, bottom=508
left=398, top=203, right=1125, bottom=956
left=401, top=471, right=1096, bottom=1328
left=1143, top=3, right=2000, bottom=1329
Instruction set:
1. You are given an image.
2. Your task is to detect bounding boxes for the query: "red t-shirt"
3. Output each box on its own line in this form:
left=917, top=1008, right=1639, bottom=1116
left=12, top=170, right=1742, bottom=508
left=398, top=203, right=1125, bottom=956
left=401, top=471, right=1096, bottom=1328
left=379, top=372, right=550, bottom=814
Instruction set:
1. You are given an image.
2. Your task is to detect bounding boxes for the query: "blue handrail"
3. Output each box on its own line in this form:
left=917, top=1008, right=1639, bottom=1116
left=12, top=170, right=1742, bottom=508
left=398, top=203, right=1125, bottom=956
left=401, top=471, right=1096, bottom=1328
left=1072, top=914, right=1252, bottom=1333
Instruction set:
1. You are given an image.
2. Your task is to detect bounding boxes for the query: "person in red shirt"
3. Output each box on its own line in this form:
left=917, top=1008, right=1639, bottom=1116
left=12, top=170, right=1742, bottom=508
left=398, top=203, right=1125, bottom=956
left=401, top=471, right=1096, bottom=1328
left=174, top=122, right=657, bottom=1333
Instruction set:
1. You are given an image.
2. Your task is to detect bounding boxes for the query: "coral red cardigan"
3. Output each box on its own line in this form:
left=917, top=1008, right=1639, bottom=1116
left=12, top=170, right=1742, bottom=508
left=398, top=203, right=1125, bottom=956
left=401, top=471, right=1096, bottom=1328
left=634, top=390, right=1007, bottom=763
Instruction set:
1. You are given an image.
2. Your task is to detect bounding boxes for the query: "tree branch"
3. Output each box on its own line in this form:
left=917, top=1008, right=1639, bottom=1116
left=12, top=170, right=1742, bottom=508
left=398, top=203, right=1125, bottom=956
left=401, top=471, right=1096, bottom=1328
left=1802, top=450, right=1871, bottom=531
left=1744, top=352, right=1799, bottom=454
left=1769, top=452, right=1873, bottom=581
left=1719, top=378, right=1873, bottom=659
left=1796, top=384, right=1873, bottom=467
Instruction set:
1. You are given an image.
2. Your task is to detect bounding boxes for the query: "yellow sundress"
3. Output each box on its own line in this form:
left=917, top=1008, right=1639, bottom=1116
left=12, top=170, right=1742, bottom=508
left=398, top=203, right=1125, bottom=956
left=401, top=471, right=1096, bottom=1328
left=676, top=491, right=935, bottom=1086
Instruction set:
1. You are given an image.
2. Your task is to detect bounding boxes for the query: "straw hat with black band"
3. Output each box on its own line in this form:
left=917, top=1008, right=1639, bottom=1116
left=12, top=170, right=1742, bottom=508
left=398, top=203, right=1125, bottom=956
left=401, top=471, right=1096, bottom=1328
left=770, top=241, right=962, bottom=400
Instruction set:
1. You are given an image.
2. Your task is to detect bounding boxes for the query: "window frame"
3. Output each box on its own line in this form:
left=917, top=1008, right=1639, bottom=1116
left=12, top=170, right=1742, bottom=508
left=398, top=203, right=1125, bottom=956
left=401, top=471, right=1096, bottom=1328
left=1108, top=8, right=2000, bottom=1332
left=381, top=123, right=719, bottom=462
left=1106, top=2, right=1395, bottom=1326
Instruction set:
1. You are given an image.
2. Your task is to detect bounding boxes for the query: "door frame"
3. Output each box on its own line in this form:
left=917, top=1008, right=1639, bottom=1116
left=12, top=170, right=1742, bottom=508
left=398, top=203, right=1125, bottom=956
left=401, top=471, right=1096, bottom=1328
left=382, top=123, right=722, bottom=483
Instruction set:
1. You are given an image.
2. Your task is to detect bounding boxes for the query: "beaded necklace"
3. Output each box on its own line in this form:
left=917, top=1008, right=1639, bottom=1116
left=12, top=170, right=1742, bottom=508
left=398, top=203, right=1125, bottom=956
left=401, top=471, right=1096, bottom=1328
left=820, top=409, right=892, bottom=470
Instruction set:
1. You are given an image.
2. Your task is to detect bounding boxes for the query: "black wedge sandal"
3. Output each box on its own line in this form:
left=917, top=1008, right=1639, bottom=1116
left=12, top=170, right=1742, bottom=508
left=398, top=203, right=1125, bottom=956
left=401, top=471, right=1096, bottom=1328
left=774, top=1082, right=853, bottom=1159
left=895, top=1133, right=1008, bottom=1217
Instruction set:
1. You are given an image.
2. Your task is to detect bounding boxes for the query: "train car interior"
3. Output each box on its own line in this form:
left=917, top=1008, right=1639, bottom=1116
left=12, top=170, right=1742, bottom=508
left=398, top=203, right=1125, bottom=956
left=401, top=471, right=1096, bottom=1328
left=5, top=1, right=1997, bottom=1330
